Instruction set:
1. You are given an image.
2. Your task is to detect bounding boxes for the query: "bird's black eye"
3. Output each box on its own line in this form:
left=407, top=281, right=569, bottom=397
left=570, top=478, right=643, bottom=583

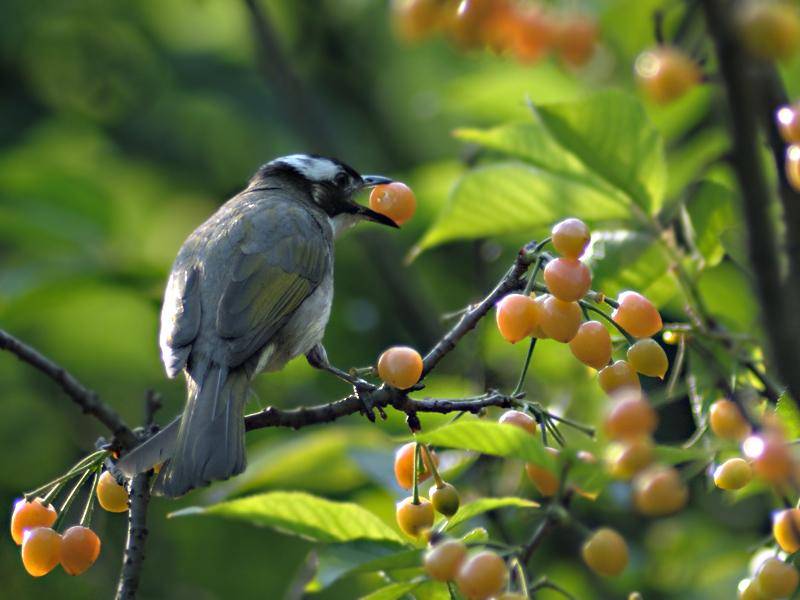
left=334, top=172, right=349, bottom=187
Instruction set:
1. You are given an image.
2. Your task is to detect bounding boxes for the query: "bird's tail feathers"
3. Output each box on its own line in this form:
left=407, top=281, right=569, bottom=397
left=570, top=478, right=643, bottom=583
left=152, top=363, right=248, bottom=498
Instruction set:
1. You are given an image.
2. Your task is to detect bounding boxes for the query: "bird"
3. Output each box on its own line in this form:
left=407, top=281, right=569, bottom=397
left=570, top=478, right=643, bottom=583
left=116, top=154, right=397, bottom=497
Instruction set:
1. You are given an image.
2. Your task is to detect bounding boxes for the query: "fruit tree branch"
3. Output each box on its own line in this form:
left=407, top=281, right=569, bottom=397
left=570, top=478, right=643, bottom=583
left=0, top=328, right=137, bottom=449
left=701, top=0, right=800, bottom=401
left=115, top=470, right=153, bottom=600
left=244, top=243, right=537, bottom=432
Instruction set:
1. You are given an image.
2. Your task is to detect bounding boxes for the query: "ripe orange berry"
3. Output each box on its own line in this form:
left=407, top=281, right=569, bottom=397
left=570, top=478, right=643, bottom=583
left=368, top=182, right=416, bottom=226
left=495, top=293, right=539, bottom=343
left=756, top=556, right=800, bottom=598
left=633, top=466, right=688, bottom=516
left=498, top=409, right=537, bottom=434
left=744, top=433, right=795, bottom=484
left=59, top=526, right=101, bottom=576
left=604, top=392, right=656, bottom=440
left=424, top=539, right=468, bottom=582
left=774, top=508, right=800, bottom=553
left=11, top=498, right=58, bottom=545
left=21, top=527, right=62, bottom=577
left=738, top=578, right=767, bottom=600
left=777, top=104, right=800, bottom=144
left=787, top=145, right=800, bottom=192
left=430, top=482, right=460, bottom=517
left=396, top=496, right=435, bottom=538
left=738, top=0, right=800, bottom=61
left=394, top=442, right=438, bottom=490
left=713, top=458, right=753, bottom=490
left=96, top=470, right=129, bottom=513
left=449, top=0, right=494, bottom=48
left=392, top=0, right=446, bottom=41
left=510, top=6, right=555, bottom=63
left=525, top=447, right=559, bottom=497
left=581, top=528, right=629, bottom=577
left=635, top=47, right=701, bottom=105
left=555, top=14, right=598, bottom=67
left=540, top=296, right=582, bottom=342
left=569, top=320, right=612, bottom=370
left=455, top=551, right=508, bottom=600
left=378, top=346, right=424, bottom=389
left=607, top=436, right=654, bottom=480
left=612, top=291, right=662, bottom=338
left=709, top=399, right=751, bottom=441
left=529, top=294, right=550, bottom=339
left=552, top=218, right=591, bottom=258
left=626, top=338, right=669, bottom=379
left=598, top=360, right=641, bottom=395
left=543, top=258, right=592, bottom=302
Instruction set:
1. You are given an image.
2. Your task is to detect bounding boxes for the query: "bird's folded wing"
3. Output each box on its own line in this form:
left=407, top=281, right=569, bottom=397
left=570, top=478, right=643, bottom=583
left=216, top=203, right=329, bottom=367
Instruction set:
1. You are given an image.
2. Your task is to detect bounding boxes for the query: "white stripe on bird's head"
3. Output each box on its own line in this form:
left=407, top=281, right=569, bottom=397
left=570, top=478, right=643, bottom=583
left=272, top=154, right=345, bottom=183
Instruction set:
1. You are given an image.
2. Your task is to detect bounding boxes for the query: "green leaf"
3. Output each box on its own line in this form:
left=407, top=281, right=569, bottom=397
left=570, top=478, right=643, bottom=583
left=415, top=420, right=554, bottom=470
left=666, top=130, right=729, bottom=201
left=440, top=496, right=539, bottom=531
left=536, top=89, right=666, bottom=213
left=584, top=230, right=676, bottom=306
left=776, top=393, right=800, bottom=439
left=414, top=162, right=632, bottom=253
left=312, top=543, right=422, bottom=590
left=361, top=580, right=424, bottom=600
left=685, top=181, right=738, bottom=268
left=169, top=491, right=406, bottom=545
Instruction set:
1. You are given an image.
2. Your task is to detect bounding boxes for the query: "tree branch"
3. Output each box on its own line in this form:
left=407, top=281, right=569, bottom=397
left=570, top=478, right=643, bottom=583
left=700, top=0, right=800, bottom=401
left=244, top=243, right=537, bottom=432
left=0, top=329, right=137, bottom=449
left=115, top=470, right=153, bottom=600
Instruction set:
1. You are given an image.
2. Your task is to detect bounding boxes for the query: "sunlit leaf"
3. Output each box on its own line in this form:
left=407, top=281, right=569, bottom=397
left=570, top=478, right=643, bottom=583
left=170, top=491, right=406, bottom=545
left=776, top=393, right=800, bottom=439
left=415, top=420, right=554, bottom=470
left=685, top=181, right=738, bottom=268
left=439, top=496, right=539, bottom=531
left=361, top=580, right=424, bottom=600
left=312, top=543, right=422, bottom=590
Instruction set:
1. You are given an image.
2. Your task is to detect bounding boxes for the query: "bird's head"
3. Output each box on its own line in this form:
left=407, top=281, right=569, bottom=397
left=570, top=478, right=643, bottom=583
left=250, top=154, right=398, bottom=233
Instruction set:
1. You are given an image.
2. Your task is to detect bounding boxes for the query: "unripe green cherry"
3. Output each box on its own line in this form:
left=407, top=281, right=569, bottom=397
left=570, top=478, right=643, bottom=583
left=430, top=482, right=460, bottom=517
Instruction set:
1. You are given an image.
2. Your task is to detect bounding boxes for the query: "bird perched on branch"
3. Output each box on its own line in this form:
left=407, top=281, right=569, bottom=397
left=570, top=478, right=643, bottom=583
left=116, top=154, right=396, bottom=497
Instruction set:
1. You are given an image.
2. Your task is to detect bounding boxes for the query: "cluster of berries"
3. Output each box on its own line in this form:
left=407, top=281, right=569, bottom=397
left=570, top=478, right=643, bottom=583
left=392, top=0, right=598, bottom=68
left=11, top=469, right=128, bottom=578
left=393, top=442, right=461, bottom=538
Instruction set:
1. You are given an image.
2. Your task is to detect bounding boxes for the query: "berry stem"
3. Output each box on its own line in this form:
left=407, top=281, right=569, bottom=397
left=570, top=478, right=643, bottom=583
left=580, top=302, right=636, bottom=345
left=23, top=449, right=107, bottom=501
left=511, top=557, right=530, bottom=598
left=55, top=468, right=93, bottom=531
left=523, top=255, right=546, bottom=296
left=512, top=338, right=538, bottom=396
left=79, top=469, right=100, bottom=528
left=538, top=408, right=595, bottom=438
left=422, top=444, right=444, bottom=488
left=412, top=441, right=421, bottom=505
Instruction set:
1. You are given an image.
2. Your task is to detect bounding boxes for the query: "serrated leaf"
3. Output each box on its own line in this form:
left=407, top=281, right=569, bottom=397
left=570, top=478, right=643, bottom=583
left=169, top=491, right=406, bottom=545
left=536, top=90, right=666, bottom=213
left=360, top=580, right=423, bottom=600
left=440, top=496, right=538, bottom=531
left=415, top=420, right=554, bottom=469
left=776, top=393, right=800, bottom=439
left=414, top=162, right=632, bottom=252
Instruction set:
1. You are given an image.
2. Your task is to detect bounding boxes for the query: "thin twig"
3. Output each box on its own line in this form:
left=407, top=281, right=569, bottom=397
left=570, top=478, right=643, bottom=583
left=0, top=329, right=137, bottom=449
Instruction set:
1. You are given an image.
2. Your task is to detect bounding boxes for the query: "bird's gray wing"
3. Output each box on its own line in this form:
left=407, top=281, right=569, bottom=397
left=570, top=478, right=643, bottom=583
left=216, top=201, right=329, bottom=367
left=160, top=263, right=202, bottom=378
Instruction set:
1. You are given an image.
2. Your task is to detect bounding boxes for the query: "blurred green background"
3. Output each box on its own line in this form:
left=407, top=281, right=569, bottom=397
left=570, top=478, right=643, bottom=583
left=1, top=0, right=797, bottom=598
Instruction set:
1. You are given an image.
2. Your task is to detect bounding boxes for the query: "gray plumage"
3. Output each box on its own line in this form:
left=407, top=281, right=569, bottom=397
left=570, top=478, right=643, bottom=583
left=116, top=155, right=395, bottom=497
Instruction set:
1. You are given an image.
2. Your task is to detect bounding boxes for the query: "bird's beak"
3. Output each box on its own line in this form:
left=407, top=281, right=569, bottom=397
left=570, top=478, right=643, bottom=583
left=353, top=204, right=400, bottom=228
left=351, top=174, right=399, bottom=227
left=361, top=174, right=393, bottom=188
